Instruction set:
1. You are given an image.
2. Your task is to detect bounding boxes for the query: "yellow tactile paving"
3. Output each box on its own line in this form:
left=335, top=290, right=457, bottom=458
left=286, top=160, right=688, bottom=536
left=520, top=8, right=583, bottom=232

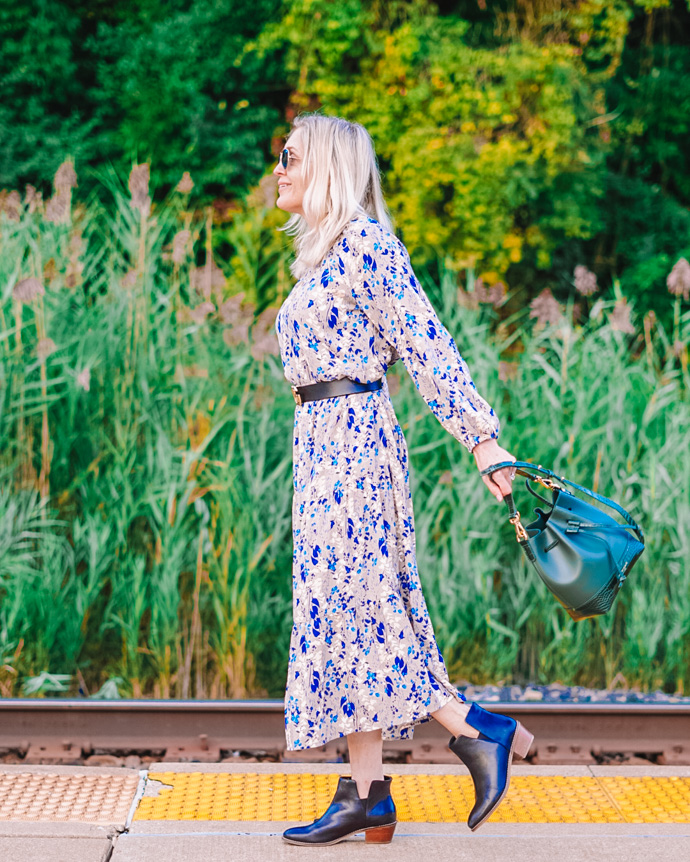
left=2, top=771, right=688, bottom=825
left=133, top=772, right=690, bottom=824
left=0, top=773, right=139, bottom=823
left=598, top=776, right=690, bottom=824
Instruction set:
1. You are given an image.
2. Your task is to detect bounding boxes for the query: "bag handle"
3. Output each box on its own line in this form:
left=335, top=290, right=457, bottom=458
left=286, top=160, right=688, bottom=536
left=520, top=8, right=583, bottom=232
left=481, top=461, right=645, bottom=544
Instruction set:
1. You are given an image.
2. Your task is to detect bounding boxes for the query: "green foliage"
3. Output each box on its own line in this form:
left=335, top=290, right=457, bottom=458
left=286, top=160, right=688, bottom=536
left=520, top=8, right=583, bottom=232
left=0, top=175, right=688, bottom=698
left=0, top=1, right=93, bottom=185
left=256, top=1, right=604, bottom=274
left=400, top=265, right=690, bottom=691
left=1, top=1, right=286, bottom=198
left=253, top=0, right=690, bottom=314
left=2, top=0, right=690, bottom=697
left=606, top=39, right=690, bottom=202
left=87, top=0, right=286, bottom=196
left=2, top=1, right=690, bottom=319
left=0, top=167, right=295, bottom=698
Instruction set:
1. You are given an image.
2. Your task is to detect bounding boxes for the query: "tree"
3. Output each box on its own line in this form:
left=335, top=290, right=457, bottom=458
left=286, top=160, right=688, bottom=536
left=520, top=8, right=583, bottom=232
left=0, top=1, right=93, bottom=188
left=256, top=0, right=604, bottom=276
left=0, top=0, right=289, bottom=200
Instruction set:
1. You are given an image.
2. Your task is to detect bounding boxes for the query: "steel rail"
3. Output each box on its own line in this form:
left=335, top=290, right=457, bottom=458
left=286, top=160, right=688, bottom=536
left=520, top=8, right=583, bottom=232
left=0, top=699, right=688, bottom=765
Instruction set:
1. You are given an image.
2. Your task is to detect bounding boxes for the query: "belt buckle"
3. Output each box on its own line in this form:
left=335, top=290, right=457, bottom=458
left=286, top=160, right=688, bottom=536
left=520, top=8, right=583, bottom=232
left=291, top=385, right=302, bottom=407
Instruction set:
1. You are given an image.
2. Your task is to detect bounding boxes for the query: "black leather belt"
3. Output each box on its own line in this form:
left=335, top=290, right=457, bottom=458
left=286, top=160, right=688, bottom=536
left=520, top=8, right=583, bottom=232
left=291, top=377, right=384, bottom=406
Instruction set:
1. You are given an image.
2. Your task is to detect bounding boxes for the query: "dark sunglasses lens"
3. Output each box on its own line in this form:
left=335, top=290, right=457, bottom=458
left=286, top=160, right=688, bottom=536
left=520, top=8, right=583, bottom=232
left=281, top=149, right=288, bottom=169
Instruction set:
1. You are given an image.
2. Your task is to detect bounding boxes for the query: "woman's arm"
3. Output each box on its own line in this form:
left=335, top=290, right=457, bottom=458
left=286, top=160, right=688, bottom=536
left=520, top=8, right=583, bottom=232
left=342, top=219, right=515, bottom=500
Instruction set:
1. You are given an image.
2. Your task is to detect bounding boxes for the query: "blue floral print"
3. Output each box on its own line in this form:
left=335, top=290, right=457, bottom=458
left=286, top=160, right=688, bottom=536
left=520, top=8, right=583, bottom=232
left=275, top=215, right=500, bottom=750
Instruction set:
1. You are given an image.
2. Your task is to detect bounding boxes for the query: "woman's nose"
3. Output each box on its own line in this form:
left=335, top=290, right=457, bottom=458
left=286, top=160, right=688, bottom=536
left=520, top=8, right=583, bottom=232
left=273, top=159, right=285, bottom=177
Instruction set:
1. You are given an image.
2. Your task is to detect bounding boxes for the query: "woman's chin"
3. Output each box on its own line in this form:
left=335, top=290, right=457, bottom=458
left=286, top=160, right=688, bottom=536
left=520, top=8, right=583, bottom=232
left=276, top=198, right=304, bottom=218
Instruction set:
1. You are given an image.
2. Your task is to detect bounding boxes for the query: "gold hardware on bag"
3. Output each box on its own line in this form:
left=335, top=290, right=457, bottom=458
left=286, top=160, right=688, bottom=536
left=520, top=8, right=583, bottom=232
left=509, top=511, right=529, bottom=542
left=291, top=385, right=302, bottom=407
left=534, top=476, right=561, bottom=491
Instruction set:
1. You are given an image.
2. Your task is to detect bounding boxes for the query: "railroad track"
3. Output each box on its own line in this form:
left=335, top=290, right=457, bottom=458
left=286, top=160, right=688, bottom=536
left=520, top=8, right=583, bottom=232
left=0, top=699, right=688, bottom=766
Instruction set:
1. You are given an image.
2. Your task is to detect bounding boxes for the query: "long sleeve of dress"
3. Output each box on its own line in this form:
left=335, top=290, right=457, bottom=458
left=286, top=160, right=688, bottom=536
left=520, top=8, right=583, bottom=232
left=342, top=218, right=500, bottom=454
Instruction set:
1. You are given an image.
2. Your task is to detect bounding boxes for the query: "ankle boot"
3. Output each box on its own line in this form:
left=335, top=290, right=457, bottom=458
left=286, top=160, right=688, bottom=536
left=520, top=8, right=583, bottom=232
left=449, top=702, right=534, bottom=831
left=282, top=775, right=397, bottom=846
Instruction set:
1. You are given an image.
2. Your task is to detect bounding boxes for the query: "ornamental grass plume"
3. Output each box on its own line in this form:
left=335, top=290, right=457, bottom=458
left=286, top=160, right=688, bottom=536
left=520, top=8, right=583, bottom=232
left=55, top=161, right=77, bottom=196
left=220, top=293, right=254, bottom=346
left=128, top=163, right=151, bottom=216
left=65, top=231, right=85, bottom=288
left=498, top=360, right=519, bottom=382
left=1, top=190, right=22, bottom=221
left=172, top=230, right=191, bottom=266
left=121, top=270, right=137, bottom=290
left=250, top=307, right=280, bottom=360
left=13, top=277, right=44, bottom=304
left=44, top=160, right=77, bottom=224
left=185, top=301, right=215, bottom=324
left=176, top=171, right=194, bottom=194
left=457, top=287, right=479, bottom=310
left=43, top=258, right=57, bottom=283
left=529, top=287, right=562, bottom=326
left=474, top=278, right=507, bottom=306
left=76, top=368, right=91, bottom=391
left=487, top=281, right=507, bottom=306
left=667, top=257, right=690, bottom=301
left=248, top=175, right=278, bottom=210
left=219, top=293, right=256, bottom=327
left=573, top=265, right=598, bottom=296
left=457, top=279, right=506, bottom=310
left=190, top=260, right=225, bottom=300
left=44, top=195, right=69, bottom=223
left=24, top=185, right=43, bottom=214
left=222, top=321, right=252, bottom=347
left=609, top=297, right=636, bottom=334
left=36, top=338, right=58, bottom=362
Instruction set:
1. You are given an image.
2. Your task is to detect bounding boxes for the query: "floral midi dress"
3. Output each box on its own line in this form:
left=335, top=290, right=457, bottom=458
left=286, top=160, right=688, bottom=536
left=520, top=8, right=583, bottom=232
left=275, top=215, right=500, bottom=751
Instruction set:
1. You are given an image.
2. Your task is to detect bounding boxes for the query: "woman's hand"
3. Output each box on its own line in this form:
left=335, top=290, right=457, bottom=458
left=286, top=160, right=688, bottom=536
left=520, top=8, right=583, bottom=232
left=472, top=438, right=517, bottom=503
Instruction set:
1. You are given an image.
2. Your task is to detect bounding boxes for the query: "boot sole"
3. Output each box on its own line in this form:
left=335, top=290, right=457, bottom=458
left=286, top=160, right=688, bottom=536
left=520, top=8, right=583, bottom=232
left=469, top=722, right=534, bottom=832
left=282, top=821, right=398, bottom=846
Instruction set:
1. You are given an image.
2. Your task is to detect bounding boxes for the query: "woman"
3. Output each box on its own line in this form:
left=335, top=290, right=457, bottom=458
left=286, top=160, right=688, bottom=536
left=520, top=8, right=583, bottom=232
left=273, top=114, right=533, bottom=846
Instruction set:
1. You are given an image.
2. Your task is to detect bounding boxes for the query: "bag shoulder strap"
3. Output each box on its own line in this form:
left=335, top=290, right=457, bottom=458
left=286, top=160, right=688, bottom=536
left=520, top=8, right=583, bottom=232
left=481, top=461, right=645, bottom=544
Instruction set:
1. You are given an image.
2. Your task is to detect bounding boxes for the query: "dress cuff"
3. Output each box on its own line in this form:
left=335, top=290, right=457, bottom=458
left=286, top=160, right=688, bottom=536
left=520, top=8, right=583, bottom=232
left=466, top=427, right=500, bottom=455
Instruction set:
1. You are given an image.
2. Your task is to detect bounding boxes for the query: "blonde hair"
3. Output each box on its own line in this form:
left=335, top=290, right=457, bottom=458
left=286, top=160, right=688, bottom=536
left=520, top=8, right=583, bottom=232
left=280, top=114, right=393, bottom=279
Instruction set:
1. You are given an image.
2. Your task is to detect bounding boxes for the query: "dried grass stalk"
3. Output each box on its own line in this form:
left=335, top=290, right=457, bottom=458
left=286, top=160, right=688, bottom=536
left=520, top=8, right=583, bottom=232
left=172, top=230, right=191, bottom=265
left=129, top=164, right=151, bottom=217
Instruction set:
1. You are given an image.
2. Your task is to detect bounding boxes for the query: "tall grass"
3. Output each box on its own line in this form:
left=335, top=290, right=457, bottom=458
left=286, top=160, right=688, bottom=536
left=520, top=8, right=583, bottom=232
left=0, top=164, right=688, bottom=698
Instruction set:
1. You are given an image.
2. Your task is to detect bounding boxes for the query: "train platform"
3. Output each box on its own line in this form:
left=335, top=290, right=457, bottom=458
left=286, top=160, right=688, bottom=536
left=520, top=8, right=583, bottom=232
left=1, top=762, right=688, bottom=862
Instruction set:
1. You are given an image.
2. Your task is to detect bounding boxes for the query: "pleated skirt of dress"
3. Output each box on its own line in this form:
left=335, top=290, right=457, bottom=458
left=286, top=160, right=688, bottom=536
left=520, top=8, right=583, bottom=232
left=284, top=377, right=465, bottom=751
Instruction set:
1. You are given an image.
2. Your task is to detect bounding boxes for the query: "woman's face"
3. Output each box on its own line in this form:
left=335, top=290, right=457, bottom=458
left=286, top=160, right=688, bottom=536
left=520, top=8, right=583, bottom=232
left=273, top=128, right=307, bottom=218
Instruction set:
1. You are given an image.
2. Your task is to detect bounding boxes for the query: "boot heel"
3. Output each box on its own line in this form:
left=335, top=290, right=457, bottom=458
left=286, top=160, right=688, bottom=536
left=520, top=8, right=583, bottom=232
left=512, top=723, right=534, bottom=759
left=365, top=822, right=396, bottom=844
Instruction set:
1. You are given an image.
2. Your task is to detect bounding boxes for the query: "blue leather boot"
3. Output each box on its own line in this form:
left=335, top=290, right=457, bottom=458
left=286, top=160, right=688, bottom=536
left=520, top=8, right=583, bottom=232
left=282, top=775, right=397, bottom=846
left=448, top=702, right=534, bottom=831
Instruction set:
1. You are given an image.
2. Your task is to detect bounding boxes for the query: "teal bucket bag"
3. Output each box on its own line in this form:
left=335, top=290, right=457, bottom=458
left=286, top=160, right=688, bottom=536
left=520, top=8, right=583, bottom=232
left=480, top=461, right=645, bottom=621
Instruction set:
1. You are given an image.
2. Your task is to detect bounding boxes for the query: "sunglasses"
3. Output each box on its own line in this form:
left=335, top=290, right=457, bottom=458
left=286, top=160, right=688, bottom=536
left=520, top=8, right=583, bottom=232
left=280, top=148, right=295, bottom=169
